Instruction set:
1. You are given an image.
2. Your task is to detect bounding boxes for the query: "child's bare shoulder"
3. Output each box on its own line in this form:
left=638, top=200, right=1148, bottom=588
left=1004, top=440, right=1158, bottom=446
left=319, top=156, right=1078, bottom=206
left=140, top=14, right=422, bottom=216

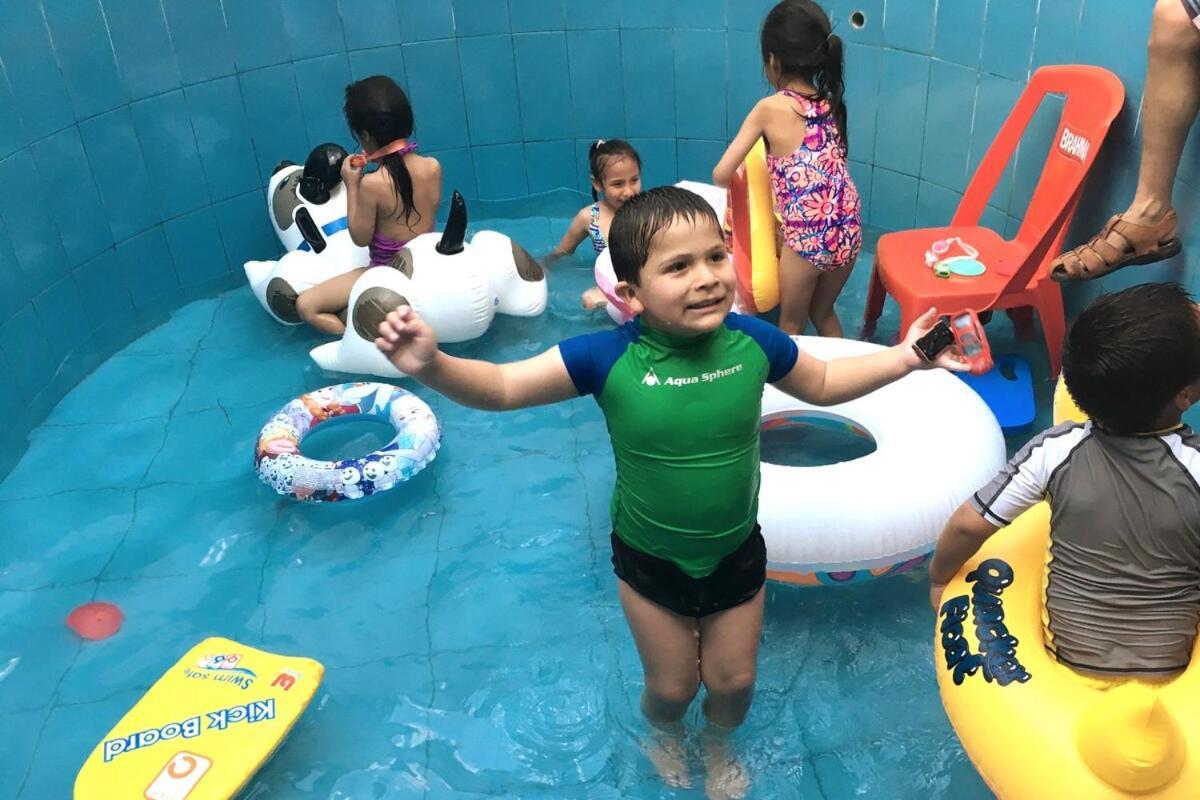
left=408, top=154, right=441, bottom=179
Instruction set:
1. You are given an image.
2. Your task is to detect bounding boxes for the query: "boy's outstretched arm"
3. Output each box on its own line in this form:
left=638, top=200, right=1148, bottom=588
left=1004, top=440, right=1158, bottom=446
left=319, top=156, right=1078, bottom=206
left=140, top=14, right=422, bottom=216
left=773, top=308, right=966, bottom=405
left=928, top=503, right=1001, bottom=610
left=376, top=306, right=579, bottom=410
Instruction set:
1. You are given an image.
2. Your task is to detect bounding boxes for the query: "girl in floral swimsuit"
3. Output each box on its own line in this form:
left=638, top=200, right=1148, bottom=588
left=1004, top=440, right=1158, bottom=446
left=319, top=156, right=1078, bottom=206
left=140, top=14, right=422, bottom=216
left=713, top=0, right=861, bottom=337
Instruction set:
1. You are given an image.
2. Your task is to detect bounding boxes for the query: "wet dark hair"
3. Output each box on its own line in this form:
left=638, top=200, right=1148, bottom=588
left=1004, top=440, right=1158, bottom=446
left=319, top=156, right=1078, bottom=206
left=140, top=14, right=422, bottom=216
left=1062, top=282, right=1200, bottom=434
left=761, top=0, right=848, bottom=155
left=588, top=139, right=642, bottom=201
left=608, top=186, right=721, bottom=284
left=344, top=75, right=419, bottom=225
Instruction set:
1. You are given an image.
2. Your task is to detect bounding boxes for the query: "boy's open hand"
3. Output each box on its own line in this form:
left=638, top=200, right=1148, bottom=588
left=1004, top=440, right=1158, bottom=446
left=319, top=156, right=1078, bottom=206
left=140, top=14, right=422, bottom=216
left=900, top=308, right=969, bottom=372
left=375, top=306, right=439, bottom=376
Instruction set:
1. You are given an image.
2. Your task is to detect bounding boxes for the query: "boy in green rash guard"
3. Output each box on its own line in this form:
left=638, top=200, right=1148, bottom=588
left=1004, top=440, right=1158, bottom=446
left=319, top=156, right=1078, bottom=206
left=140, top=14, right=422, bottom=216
left=375, top=186, right=964, bottom=797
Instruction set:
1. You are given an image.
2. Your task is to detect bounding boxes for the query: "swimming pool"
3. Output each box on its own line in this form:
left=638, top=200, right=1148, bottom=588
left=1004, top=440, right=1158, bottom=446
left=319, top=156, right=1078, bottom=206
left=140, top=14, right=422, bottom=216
left=0, top=212, right=1048, bottom=798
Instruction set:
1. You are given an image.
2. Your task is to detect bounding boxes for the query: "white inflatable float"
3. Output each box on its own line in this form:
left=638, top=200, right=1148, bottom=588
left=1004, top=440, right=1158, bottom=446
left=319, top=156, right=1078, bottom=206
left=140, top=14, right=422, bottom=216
left=760, top=336, right=1006, bottom=586
left=310, top=191, right=548, bottom=378
left=595, top=180, right=730, bottom=324
left=245, top=144, right=370, bottom=324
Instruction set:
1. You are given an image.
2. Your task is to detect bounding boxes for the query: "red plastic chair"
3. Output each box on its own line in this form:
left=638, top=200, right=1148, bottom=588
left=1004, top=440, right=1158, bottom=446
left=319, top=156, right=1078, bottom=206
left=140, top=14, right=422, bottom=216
left=861, top=65, right=1125, bottom=376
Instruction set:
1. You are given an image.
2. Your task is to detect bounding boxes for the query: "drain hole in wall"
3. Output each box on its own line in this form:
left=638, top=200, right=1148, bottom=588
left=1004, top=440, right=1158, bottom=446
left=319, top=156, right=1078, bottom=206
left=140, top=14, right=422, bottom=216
left=850, top=10, right=866, bottom=29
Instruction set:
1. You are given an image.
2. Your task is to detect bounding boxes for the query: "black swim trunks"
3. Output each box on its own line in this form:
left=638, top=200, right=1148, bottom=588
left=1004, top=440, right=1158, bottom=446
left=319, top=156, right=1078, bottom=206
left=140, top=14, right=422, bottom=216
left=611, top=526, right=767, bottom=618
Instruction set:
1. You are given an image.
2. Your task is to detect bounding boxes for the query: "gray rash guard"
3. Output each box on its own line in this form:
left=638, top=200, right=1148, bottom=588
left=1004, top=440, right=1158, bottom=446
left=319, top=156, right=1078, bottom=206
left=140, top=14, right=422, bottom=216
left=971, top=421, right=1200, bottom=676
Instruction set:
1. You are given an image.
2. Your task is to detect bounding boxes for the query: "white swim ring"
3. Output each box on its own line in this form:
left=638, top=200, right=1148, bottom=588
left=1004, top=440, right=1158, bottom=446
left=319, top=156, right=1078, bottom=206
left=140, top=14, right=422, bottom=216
left=255, top=382, right=440, bottom=502
left=759, top=336, right=1006, bottom=586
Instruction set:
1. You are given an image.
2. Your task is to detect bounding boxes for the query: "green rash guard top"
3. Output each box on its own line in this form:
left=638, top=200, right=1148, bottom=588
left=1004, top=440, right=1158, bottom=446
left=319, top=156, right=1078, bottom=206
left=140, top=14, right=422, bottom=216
left=559, top=313, right=799, bottom=578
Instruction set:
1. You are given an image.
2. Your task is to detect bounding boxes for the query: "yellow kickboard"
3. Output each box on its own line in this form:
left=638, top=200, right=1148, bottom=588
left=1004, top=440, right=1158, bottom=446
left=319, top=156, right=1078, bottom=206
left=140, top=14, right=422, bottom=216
left=75, top=637, right=323, bottom=800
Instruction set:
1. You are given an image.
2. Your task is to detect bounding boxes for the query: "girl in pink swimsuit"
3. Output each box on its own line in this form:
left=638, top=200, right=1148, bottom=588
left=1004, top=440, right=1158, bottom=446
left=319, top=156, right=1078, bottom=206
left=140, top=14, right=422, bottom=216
left=713, top=0, right=861, bottom=337
left=295, top=76, right=442, bottom=335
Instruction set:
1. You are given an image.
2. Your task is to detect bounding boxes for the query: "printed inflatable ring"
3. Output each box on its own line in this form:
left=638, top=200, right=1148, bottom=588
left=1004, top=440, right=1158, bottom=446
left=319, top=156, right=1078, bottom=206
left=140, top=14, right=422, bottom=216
left=254, top=382, right=440, bottom=502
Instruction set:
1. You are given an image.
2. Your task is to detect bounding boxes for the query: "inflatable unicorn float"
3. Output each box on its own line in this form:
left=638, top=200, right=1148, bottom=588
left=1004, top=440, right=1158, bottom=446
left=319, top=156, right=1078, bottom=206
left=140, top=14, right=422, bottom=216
left=245, top=144, right=547, bottom=378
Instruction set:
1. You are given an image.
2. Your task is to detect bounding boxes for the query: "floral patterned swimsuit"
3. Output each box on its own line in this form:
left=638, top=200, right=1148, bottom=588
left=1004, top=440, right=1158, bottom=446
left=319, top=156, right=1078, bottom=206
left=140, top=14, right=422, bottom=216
left=766, top=89, right=862, bottom=271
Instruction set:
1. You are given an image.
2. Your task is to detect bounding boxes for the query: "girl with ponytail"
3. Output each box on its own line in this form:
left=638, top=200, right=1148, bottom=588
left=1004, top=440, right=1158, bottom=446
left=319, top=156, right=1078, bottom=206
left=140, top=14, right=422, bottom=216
left=713, top=0, right=862, bottom=337
left=295, top=75, right=442, bottom=334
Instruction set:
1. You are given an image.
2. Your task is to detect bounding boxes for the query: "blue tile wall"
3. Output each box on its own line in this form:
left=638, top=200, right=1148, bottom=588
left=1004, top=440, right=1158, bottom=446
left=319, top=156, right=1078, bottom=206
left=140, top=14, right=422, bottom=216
left=513, top=33, right=573, bottom=142
left=239, top=64, right=311, bottom=179
left=0, top=152, right=68, bottom=296
left=340, top=0, right=405, bottom=49
left=281, top=0, right=346, bottom=61
left=78, top=109, right=160, bottom=242
left=508, top=0, right=565, bottom=33
left=28, top=127, right=113, bottom=265
left=524, top=140, right=576, bottom=194
left=184, top=78, right=261, bottom=202
left=920, top=60, right=976, bottom=192
left=32, top=275, right=89, bottom=368
left=103, top=0, right=182, bottom=101
left=223, top=0, right=292, bottom=72
left=459, top=36, right=523, bottom=146
left=933, top=0, right=984, bottom=67
left=130, top=92, right=211, bottom=221
left=883, top=0, right=934, bottom=54
left=163, top=209, right=231, bottom=288
left=980, top=0, right=1036, bottom=81
left=162, top=0, right=238, bottom=85
left=622, top=30, right=676, bottom=138
left=348, top=47, right=406, bottom=83
left=567, top=30, right=624, bottom=138
left=873, top=50, right=929, bottom=176
left=0, top=0, right=74, bottom=140
left=294, top=55, right=354, bottom=149
left=454, top=0, right=512, bottom=36
left=675, top=30, right=726, bottom=141
left=41, top=0, right=125, bottom=119
left=473, top=143, right=528, bottom=200
left=0, top=73, right=26, bottom=159
left=396, top=0, right=455, bottom=41
left=0, top=0, right=1181, bottom=452
left=72, top=250, right=133, bottom=329
left=402, top=40, right=470, bottom=151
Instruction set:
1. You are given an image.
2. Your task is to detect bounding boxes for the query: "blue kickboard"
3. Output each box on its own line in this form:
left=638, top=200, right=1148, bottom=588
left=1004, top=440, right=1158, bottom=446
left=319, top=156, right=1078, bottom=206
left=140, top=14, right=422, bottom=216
left=957, top=354, right=1036, bottom=430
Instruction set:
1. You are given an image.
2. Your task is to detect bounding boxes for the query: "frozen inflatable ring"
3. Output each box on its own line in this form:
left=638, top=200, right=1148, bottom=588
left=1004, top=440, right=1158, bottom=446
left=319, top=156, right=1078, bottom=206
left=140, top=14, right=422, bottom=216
left=760, top=336, right=1006, bottom=586
left=254, top=382, right=440, bottom=502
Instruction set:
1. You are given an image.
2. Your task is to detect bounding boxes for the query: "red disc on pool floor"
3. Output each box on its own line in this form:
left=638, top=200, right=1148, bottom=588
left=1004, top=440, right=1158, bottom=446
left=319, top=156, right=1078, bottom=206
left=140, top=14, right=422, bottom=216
left=66, top=602, right=123, bottom=640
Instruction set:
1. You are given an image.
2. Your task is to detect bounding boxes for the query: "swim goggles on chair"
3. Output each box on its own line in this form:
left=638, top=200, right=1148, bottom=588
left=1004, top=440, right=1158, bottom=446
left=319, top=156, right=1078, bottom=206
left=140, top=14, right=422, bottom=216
left=925, top=237, right=986, bottom=278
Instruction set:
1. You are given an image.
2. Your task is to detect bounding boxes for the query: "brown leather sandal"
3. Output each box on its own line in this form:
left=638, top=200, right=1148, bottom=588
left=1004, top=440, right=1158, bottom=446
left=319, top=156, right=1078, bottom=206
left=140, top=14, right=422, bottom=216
left=1050, top=209, right=1182, bottom=282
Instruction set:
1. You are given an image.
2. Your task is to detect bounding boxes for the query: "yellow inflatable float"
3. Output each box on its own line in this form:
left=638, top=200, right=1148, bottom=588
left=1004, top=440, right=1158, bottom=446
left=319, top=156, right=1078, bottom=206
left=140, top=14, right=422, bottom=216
left=934, top=382, right=1200, bottom=798
left=728, top=138, right=780, bottom=315
left=75, top=637, right=323, bottom=799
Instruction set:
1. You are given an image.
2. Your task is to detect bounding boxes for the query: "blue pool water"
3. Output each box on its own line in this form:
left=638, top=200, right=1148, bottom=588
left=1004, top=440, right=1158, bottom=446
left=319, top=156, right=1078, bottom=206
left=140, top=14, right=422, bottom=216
left=0, top=213, right=1060, bottom=799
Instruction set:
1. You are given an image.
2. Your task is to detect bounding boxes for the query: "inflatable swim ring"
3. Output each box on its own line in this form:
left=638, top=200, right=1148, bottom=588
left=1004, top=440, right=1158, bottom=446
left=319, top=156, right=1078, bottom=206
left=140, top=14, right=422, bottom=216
left=760, top=336, right=1006, bottom=585
left=728, top=138, right=780, bottom=315
left=75, top=637, right=322, bottom=800
left=245, top=145, right=371, bottom=325
left=934, top=382, right=1200, bottom=798
left=310, top=192, right=548, bottom=378
left=255, top=382, right=440, bottom=502
left=593, top=181, right=730, bottom=325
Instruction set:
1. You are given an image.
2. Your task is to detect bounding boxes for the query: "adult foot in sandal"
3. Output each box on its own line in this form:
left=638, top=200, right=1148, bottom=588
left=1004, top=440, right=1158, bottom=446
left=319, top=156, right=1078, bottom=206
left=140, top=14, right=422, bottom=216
left=1050, top=208, right=1181, bottom=282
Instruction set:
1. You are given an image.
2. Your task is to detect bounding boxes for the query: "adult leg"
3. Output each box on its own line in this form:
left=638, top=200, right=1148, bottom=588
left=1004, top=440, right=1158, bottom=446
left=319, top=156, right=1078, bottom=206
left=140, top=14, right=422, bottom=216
left=1128, top=0, right=1200, bottom=226
left=696, top=587, right=765, bottom=800
left=617, top=579, right=702, bottom=788
left=776, top=248, right=821, bottom=335
left=295, top=267, right=367, bottom=335
left=1054, top=0, right=1200, bottom=278
left=808, top=258, right=856, bottom=338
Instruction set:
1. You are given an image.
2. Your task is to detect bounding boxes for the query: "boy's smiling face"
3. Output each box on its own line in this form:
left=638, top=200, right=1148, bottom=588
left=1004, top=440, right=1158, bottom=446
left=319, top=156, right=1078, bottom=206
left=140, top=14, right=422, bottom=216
left=615, top=215, right=736, bottom=336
